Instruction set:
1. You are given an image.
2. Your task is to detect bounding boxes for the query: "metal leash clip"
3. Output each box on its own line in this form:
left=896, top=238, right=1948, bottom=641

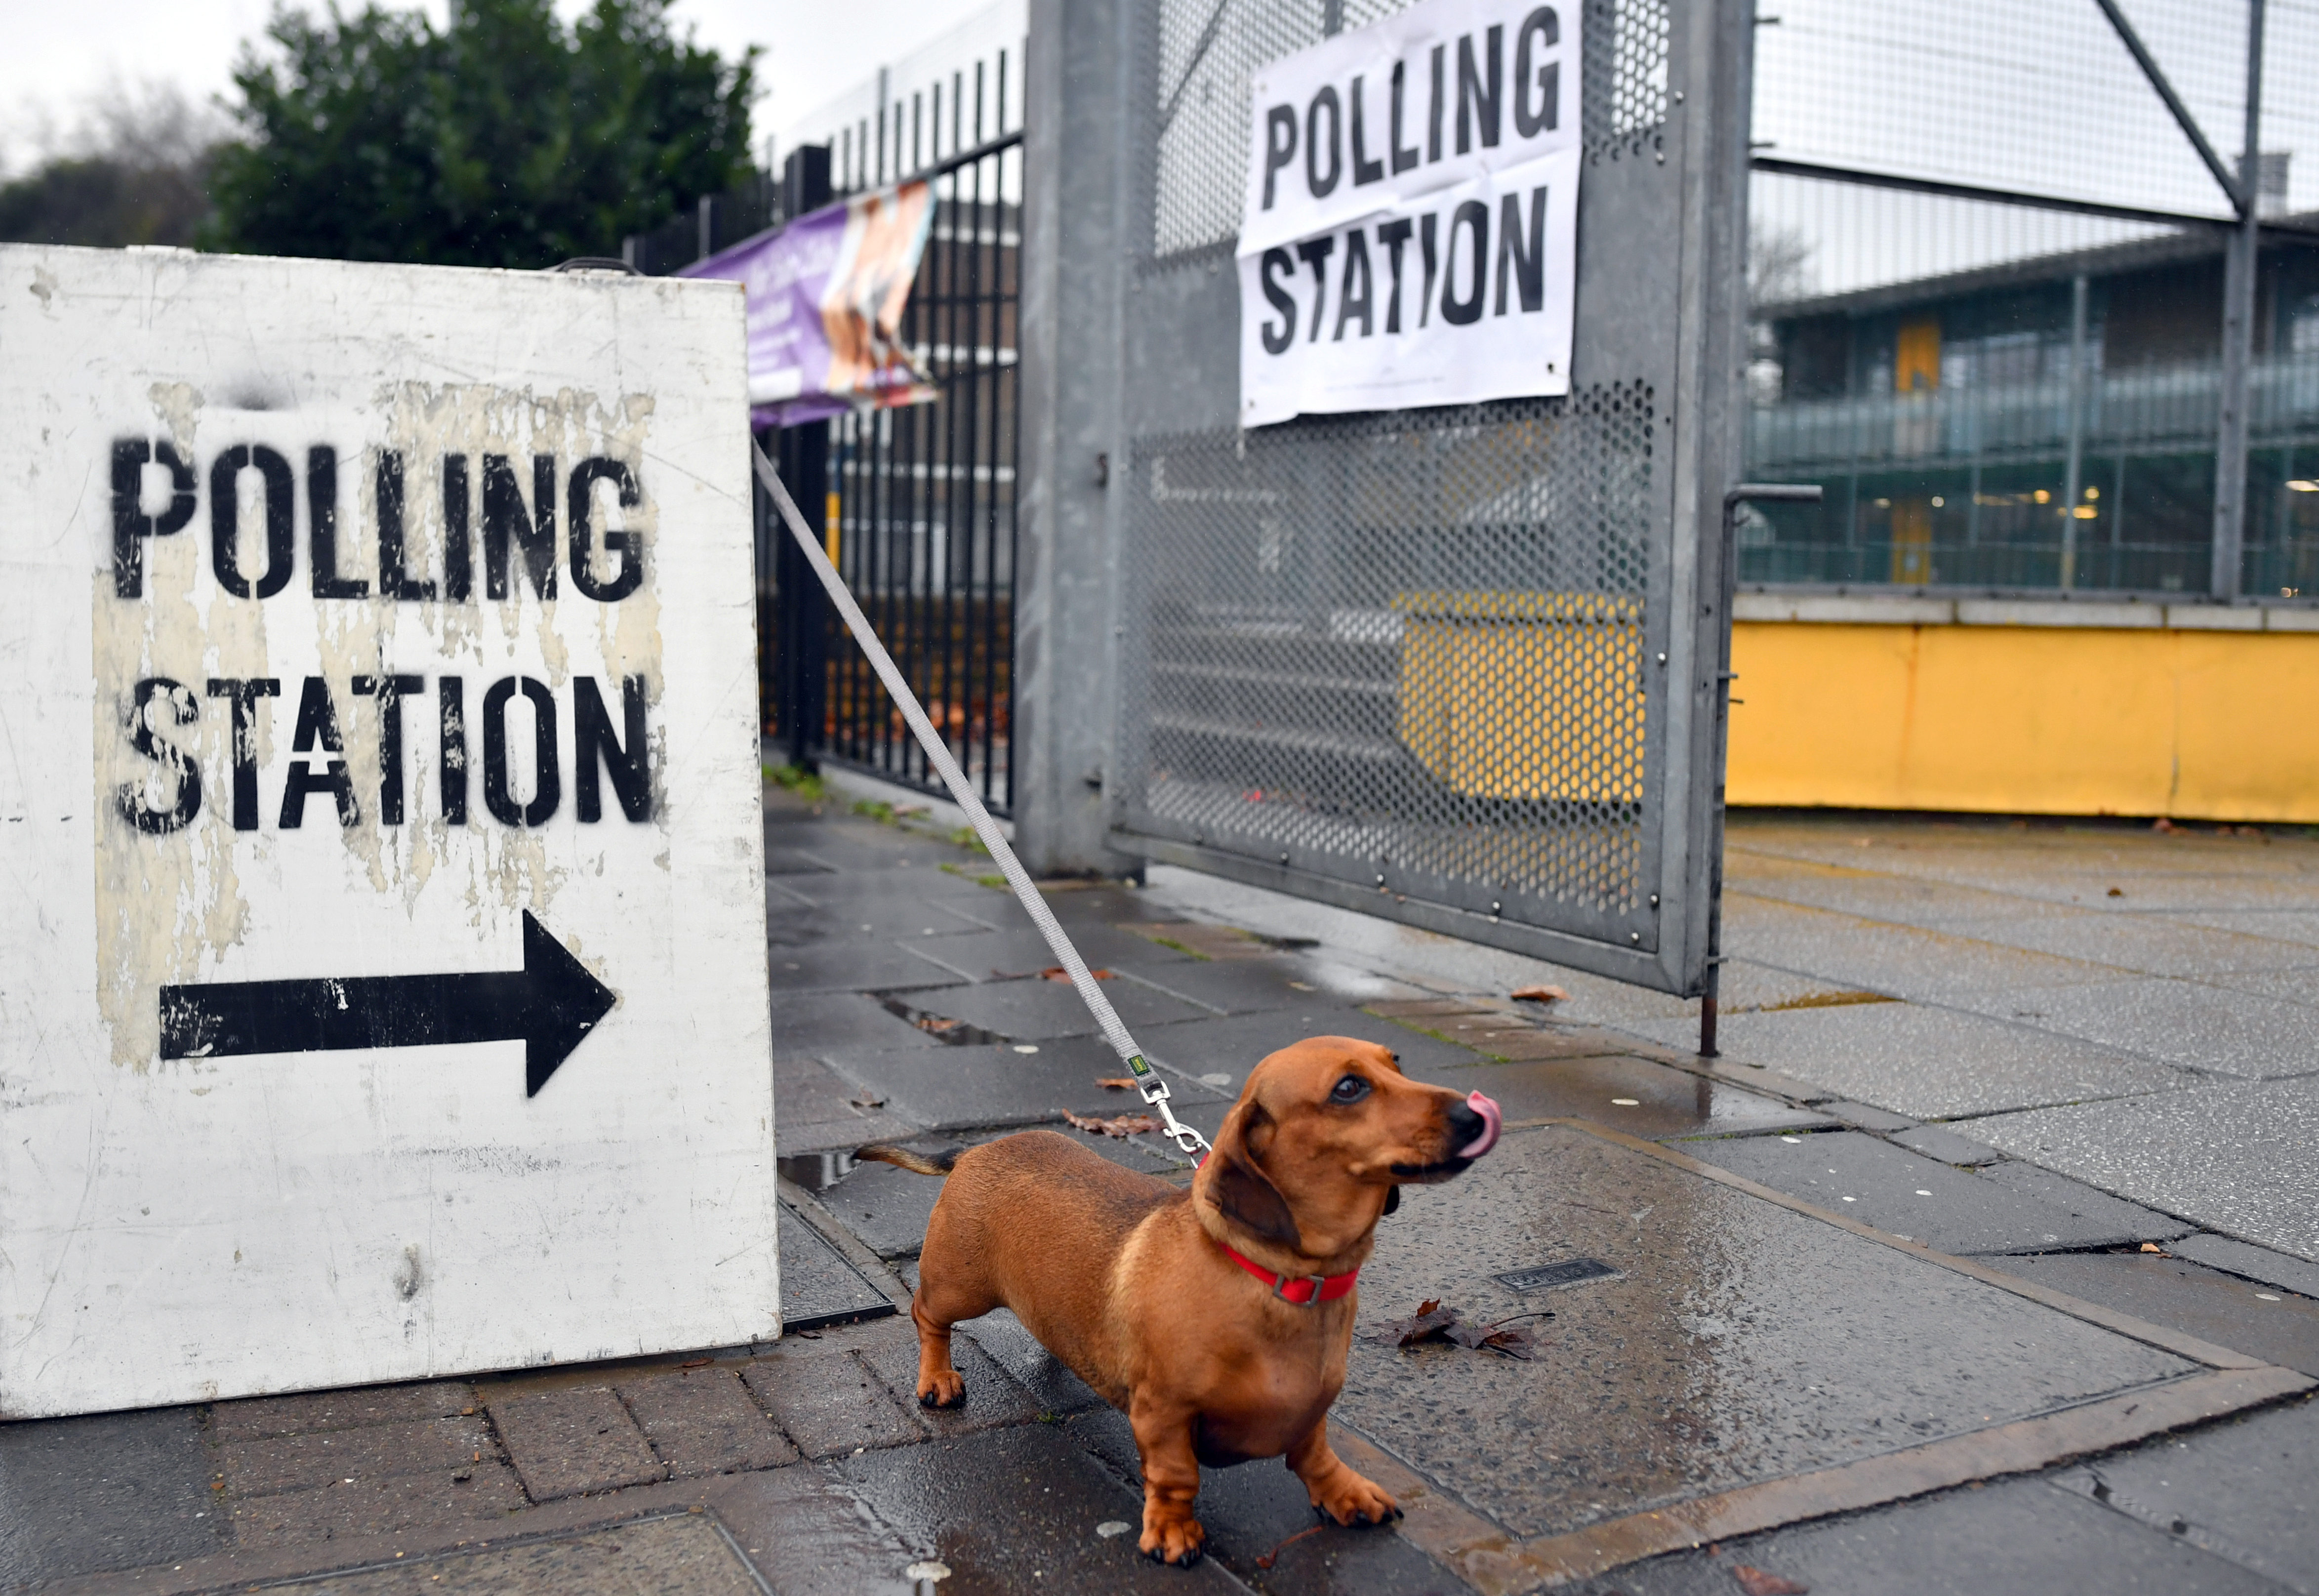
left=1126, top=1055, right=1212, bottom=1160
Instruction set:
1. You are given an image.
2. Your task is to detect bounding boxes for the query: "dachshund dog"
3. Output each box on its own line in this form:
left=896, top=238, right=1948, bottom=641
left=854, top=1036, right=1502, bottom=1566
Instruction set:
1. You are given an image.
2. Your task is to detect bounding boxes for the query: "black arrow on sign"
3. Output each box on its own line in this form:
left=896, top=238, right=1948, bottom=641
left=158, top=910, right=615, bottom=1096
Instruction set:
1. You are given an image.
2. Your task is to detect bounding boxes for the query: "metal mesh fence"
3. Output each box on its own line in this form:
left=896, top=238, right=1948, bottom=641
left=1742, top=0, right=2319, bottom=601
left=822, top=142, right=1023, bottom=812
left=1117, top=388, right=1663, bottom=940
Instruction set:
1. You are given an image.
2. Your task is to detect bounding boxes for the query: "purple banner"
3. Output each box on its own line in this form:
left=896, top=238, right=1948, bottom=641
left=684, top=181, right=938, bottom=430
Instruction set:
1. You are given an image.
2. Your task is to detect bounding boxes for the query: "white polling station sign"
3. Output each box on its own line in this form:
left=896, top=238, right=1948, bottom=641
left=0, top=246, right=776, bottom=1418
left=1238, top=0, right=1580, bottom=426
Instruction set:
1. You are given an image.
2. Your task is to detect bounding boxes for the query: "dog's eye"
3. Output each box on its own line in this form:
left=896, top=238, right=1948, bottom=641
left=1330, top=1074, right=1371, bottom=1104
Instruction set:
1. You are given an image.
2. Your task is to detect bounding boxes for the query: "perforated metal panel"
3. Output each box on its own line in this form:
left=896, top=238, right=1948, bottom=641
left=1108, top=0, right=1752, bottom=995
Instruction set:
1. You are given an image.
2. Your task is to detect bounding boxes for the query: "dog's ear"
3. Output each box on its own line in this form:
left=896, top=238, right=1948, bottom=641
left=1205, top=1101, right=1302, bottom=1249
left=1382, top=1185, right=1400, bottom=1217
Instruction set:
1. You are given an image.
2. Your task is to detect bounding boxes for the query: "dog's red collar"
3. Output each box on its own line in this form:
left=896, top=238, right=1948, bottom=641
left=1216, top=1238, right=1358, bottom=1305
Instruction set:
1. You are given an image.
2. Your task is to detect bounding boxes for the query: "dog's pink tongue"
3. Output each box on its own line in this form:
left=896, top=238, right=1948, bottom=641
left=1460, top=1090, right=1503, bottom=1158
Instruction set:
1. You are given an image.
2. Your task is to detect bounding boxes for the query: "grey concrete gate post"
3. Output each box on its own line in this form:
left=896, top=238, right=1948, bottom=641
left=1014, top=0, right=1144, bottom=877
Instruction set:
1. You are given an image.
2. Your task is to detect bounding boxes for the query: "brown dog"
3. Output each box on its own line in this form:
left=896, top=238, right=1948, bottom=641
left=854, top=1035, right=1502, bottom=1566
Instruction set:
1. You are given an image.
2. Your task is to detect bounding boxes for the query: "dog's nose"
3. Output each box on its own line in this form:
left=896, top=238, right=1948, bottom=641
left=1448, top=1090, right=1502, bottom=1159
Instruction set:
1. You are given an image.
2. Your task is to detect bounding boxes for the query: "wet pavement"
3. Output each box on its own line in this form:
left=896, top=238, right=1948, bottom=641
left=6, top=793, right=2319, bottom=1594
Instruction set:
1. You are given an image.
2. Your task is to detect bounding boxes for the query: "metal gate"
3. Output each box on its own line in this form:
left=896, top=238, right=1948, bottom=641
left=1104, top=0, right=1752, bottom=995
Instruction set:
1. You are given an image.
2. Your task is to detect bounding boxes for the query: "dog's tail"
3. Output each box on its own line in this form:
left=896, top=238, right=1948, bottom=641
left=853, top=1142, right=964, bottom=1178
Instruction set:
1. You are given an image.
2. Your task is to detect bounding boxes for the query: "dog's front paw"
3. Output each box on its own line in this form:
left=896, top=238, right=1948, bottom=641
left=1309, top=1468, right=1398, bottom=1527
left=916, top=1368, right=966, bottom=1407
left=1138, top=1508, right=1206, bottom=1567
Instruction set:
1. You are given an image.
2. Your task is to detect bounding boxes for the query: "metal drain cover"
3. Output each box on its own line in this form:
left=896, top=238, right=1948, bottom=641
left=1496, top=1258, right=1622, bottom=1294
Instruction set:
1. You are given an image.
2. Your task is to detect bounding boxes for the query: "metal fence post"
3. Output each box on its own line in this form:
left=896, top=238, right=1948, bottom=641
left=2211, top=0, right=2267, bottom=603
left=1014, top=0, right=1141, bottom=876
left=771, top=146, right=835, bottom=773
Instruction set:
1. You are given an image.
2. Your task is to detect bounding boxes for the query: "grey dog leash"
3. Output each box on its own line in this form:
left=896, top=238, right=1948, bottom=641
left=750, top=440, right=1211, bottom=1160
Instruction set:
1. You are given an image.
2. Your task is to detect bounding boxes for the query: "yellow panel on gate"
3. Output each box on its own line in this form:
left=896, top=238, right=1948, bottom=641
left=1394, top=592, right=1646, bottom=801
left=1726, top=621, right=2319, bottom=822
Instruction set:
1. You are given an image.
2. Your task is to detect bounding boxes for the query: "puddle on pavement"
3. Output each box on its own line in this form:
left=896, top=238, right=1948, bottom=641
left=1345, top=1123, right=2197, bottom=1542
left=875, top=993, right=1012, bottom=1047
left=778, top=1151, right=858, bottom=1193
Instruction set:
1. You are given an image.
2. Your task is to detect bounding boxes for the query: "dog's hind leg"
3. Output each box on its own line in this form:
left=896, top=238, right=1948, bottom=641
left=905, top=1278, right=988, bottom=1408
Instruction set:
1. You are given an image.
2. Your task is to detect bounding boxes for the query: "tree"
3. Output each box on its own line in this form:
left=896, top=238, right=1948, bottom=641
left=204, top=0, right=757, bottom=269
left=0, top=84, right=220, bottom=248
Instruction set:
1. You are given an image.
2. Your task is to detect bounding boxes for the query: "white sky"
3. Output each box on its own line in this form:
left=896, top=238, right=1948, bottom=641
left=0, top=0, right=992, bottom=175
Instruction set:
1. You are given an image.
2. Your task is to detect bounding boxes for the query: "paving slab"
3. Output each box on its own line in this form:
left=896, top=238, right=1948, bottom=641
left=1136, top=1005, right=1480, bottom=1082
left=225, top=1466, right=528, bottom=1552
left=770, top=991, right=937, bottom=1058
left=810, top=1128, right=1181, bottom=1260
left=1891, top=1123, right=2004, bottom=1165
left=852, top=1321, right=1045, bottom=1438
left=1388, top=1010, right=1640, bottom=1062
left=895, top=923, right=1198, bottom=982
left=836, top=1420, right=1253, bottom=1593
left=897, top=975, right=1213, bottom=1040
left=769, top=864, right=1004, bottom=910
left=707, top=1462, right=922, bottom=1596
left=2199, top=962, right=2319, bottom=1008
left=1568, top=1472, right=2282, bottom=1596
left=777, top=1204, right=897, bottom=1331
left=1998, top=1253, right=2319, bottom=1379
left=768, top=939, right=969, bottom=995
left=1617, top=999, right=2195, bottom=1118
left=1944, top=977, right=2319, bottom=1079
left=740, top=1324, right=931, bottom=1460
left=1109, top=955, right=1342, bottom=1017
left=1681, top=1129, right=2173, bottom=1254
left=0, top=1405, right=227, bottom=1587
left=764, top=845, right=839, bottom=875
left=482, top=1386, right=665, bottom=1502
left=262, top=1511, right=764, bottom=1594
left=1917, top=908, right=2319, bottom=979
left=220, top=1416, right=498, bottom=1498
left=210, top=1382, right=478, bottom=1444
left=2060, top=1391, right=2319, bottom=1591
left=764, top=881, right=1000, bottom=948
left=1452, top=1052, right=1831, bottom=1140
left=773, top=1051, right=925, bottom=1155
left=1336, top=1124, right=2197, bottom=1542
left=1976, top=1160, right=2193, bottom=1243
left=815, top=1038, right=1228, bottom=1135
left=1971, top=1077, right=2319, bottom=1264
left=618, top=1366, right=802, bottom=1477
left=1066, top=1404, right=1458, bottom=1595
left=2172, top=1234, right=2319, bottom=1300
left=1821, top=1099, right=1916, bottom=1131
left=1720, top=894, right=2120, bottom=997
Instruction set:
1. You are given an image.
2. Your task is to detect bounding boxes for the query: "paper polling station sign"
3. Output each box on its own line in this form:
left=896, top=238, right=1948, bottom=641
left=1239, top=0, right=1580, bottom=425
left=685, top=181, right=939, bottom=429
left=0, top=246, right=775, bottom=1417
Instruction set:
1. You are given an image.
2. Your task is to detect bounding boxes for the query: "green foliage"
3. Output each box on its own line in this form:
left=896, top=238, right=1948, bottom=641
left=767, top=765, right=825, bottom=803
left=0, top=156, right=210, bottom=248
left=203, top=0, right=756, bottom=268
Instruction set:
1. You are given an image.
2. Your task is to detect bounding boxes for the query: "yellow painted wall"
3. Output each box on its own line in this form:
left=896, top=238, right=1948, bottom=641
left=1726, top=622, right=2319, bottom=822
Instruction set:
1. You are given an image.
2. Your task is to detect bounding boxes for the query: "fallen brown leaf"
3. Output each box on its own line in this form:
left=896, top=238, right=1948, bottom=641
left=1040, top=966, right=1114, bottom=982
left=2140, top=1242, right=2165, bottom=1254
left=2152, top=817, right=2178, bottom=833
left=1512, top=983, right=1571, bottom=1004
left=1367, top=1301, right=1548, bottom=1357
left=1096, top=1077, right=1139, bottom=1090
left=1061, top=1108, right=1163, bottom=1138
left=1732, top=1566, right=1809, bottom=1596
